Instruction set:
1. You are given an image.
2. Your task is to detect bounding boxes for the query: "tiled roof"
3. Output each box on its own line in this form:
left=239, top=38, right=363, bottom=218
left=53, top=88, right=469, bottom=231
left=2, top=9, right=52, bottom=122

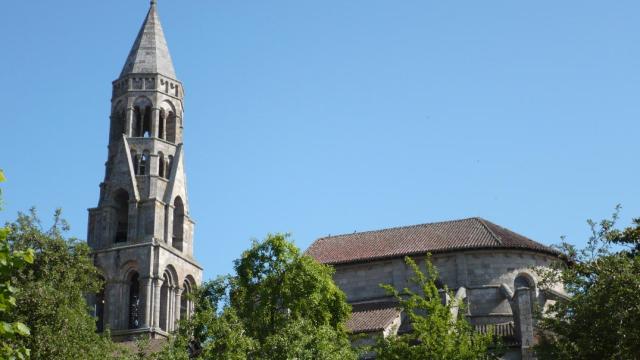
left=475, top=322, right=520, bottom=346
left=347, top=302, right=400, bottom=334
left=118, top=338, right=166, bottom=355
left=347, top=302, right=520, bottom=343
left=307, top=217, right=557, bottom=265
left=475, top=322, right=515, bottom=337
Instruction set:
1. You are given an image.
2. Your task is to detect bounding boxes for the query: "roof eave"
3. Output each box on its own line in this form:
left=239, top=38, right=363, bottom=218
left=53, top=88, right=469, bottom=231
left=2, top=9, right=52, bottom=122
left=315, top=245, right=562, bottom=267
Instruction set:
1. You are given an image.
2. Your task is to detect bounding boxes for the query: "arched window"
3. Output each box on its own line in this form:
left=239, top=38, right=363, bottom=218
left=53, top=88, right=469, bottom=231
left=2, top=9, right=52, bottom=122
left=159, top=273, right=170, bottom=331
left=142, top=106, right=152, bottom=138
left=114, top=189, right=129, bottom=243
left=159, top=109, right=166, bottom=140
left=166, top=155, right=173, bottom=179
left=128, top=272, right=141, bottom=329
left=133, top=106, right=142, bottom=137
left=139, top=151, right=150, bottom=176
left=133, top=98, right=153, bottom=137
left=515, top=274, right=535, bottom=290
left=173, top=197, right=185, bottom=251
left=180, top=279, right=192, bottom=320
left=159, top=152, right=165, bottom=178
left=514, top=273, right=537, bottom=309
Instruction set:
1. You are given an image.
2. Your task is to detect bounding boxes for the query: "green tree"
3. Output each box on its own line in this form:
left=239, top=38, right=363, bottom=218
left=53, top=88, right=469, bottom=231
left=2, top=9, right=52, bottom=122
left=159, top=234, right=357, bottom=360
left=155, top=278, right=256, bottom=360
left=373, top=256, right=495, bottom=360
left=6, top=208, right=125, bottom=360
left=535, top=208, right=640, bottom=359
left=0, top=170, right=34, bottom=360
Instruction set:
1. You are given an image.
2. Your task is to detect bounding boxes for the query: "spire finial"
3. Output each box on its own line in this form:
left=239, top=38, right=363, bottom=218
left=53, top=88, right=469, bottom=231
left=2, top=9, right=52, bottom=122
left=151, top=0, right=157, bottom=6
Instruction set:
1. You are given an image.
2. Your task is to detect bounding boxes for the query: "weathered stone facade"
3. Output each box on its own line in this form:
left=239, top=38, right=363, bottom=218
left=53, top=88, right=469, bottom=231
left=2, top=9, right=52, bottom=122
left=308, top=218, right=566, bottom=359
left=87, top=1, right=202, bottom=341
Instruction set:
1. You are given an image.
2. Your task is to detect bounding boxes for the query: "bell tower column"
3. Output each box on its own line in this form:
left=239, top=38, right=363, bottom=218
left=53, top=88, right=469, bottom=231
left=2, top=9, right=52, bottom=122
left=87, top=0, right=202, bottom=341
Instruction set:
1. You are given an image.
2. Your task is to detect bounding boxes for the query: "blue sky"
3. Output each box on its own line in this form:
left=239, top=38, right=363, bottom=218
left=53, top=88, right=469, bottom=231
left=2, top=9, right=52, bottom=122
left=1, top=0, right=638, bottom=280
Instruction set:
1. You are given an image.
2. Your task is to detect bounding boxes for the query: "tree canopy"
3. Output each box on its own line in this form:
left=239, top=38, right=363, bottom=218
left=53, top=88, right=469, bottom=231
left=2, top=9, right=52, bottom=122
left=535, top=208, right=640, bottom=359
left=157, top=233, right=357, bottom=360
left=0, top=170, right=33, bottom=360
left=6, top=208, right=126, bottom=360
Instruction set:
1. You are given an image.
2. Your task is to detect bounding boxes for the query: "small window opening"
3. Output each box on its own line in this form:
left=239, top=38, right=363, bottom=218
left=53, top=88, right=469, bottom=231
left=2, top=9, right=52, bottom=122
left=142, top=106, right=152, bottom=138
left=166, top=111, right=177, bottom=143
left=159, top=274, right=170, bottom=331
left=159, top=153, right=165, bottom=178
left=134, top=106, right=142, bottom=137
left=515, top=274, right=534, bottom=290
left=180, top=280, right=191, bottom=320
left=128, top=273, right=141, bottom=329
left=159, top=110, right=166, bottom=140
left=166, top=155, right=173, bottom=179
left=139, top=151, right=149, bottom=176
left=172, top=197, right=184, bottom=251
left=114, top=190, right=129, bottom=243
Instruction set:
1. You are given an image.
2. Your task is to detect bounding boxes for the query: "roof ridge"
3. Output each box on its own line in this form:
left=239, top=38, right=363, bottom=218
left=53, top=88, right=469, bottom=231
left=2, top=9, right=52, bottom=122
left=474, top=218, right=503, bottom=245
left=307, top=217, right=561, bottom=265
left=317, top=217, right=480, bottom=241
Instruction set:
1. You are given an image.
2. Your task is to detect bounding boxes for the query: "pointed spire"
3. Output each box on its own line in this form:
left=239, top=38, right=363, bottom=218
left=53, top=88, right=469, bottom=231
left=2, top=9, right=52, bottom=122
left=120, top=1, right=176, bottom=79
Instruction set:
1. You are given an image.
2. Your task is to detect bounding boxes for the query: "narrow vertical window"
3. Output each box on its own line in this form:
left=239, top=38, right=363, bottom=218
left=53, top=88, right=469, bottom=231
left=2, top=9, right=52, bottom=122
left=121, top=109, right=127, bottom=135
left=159, top=152, right=165, bottom=178
left=166, top=155, right=173, bottom=179
left=142, top=106, right=152, bottom=138
left=134, top=106, right=143, bottom=137
left=114, top=189, right=129, bottom=243
left=166, top=111, right=177, bottom=143
left=159, top=274, right=170, bottom=331
left=129, top=273, right=141, bottom=329
left=140, top=151, right=149, bottom=175
left=172, top=197, right=184, bottom=251
left=180, top=280, right=191, bottom=320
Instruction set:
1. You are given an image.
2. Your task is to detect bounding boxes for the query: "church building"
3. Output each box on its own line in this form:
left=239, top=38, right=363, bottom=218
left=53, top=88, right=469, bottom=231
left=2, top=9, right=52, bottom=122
left=307, top=218, right=566, bottom=359
left=87, top=0, right=202, bottom=341
left=84, top=2, right=565, bottom=359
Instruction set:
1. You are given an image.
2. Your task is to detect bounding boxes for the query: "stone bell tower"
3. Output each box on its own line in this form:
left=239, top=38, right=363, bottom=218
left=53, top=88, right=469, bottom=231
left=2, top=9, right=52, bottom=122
left=87, top=0, right=202, bottom=340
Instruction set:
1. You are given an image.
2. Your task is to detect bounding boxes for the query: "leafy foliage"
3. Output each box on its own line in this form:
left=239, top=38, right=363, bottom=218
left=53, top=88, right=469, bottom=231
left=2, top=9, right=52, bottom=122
left=155, top=278, right=256, bottom=360
left=231, top=234, right=351, bottom=342
left=158, top=234, right=357, bottom=360
left=373, top=256, right=495, bottom=360
left=535, top=207, right=640, bottom=359
left=0, top=170, right=34, bottom=360
left=6, top=208, right=125, bottom=360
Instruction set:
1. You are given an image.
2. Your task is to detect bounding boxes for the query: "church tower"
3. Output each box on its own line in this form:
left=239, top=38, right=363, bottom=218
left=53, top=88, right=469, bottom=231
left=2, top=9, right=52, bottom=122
left=87, top=0, right=202, bottom=340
